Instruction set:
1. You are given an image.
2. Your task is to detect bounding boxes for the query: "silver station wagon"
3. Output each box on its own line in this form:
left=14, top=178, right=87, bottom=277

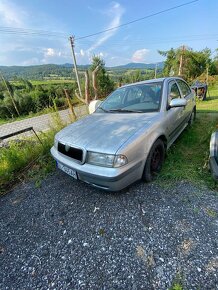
left=51, top=77, right=196, bottom=191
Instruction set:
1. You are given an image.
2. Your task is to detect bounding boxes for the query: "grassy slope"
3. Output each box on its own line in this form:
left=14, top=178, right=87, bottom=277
left=0, top=113, right=66, bottom=193
left=11, top=79, right=75, bottom=86
left=196, top=88, right=218, bottom=113
left=158, top=87, right=218, bottom=189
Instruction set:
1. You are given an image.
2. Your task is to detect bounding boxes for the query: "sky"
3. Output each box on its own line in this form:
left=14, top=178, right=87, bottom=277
left=0, top=0, right=217, bottom=67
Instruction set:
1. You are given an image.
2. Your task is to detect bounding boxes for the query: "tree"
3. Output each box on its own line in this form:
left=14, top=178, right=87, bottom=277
left=158, top=46, right=213, bottom=81
left=74, top=55, right=114, bottom=104
left=90, top=55, right=114, bottom=98
left=210, top=48, right=218, bottom=75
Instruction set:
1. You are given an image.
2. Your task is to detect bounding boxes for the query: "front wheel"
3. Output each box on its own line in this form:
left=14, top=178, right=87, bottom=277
left=142, top=139, right=165, bottom=182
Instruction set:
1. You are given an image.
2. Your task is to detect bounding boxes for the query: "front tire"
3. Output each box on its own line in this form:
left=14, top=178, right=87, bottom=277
left=142, top=139, right=165, bottom=182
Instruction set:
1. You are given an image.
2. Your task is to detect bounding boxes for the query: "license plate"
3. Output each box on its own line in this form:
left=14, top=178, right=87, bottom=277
left=57, top=162, right=77, bottom=179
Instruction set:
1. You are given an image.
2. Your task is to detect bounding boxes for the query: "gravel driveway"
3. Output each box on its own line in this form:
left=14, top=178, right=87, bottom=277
left=0, top=171, right=217, bottom=289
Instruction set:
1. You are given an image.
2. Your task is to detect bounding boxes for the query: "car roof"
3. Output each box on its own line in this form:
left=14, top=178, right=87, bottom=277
left=120, top=77, right=185, bottom=88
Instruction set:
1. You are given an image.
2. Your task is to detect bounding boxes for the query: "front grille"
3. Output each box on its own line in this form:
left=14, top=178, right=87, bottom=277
left=58, top=142, right=83, bottom=162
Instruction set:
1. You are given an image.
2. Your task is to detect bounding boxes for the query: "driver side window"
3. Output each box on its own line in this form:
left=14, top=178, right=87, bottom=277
left=168, top=82, right=181, bottom=104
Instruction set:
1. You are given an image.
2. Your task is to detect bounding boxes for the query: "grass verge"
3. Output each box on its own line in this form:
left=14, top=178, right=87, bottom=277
left=158, top=112, right=218, bottom=190
left=158, top=87, right=218, bottom=190
left=196, top=87, right=218, bottom=113
left=0, top=111, right=66, bottom=194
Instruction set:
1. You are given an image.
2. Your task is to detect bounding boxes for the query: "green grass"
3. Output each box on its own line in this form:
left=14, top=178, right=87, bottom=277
left=0, top=131, right=55, bottom=193
left=11, top=79, right=75, bottom=86
left=0, top=111, right=65, bottom=194
left=30, top=79, right=75, bottom=85
left=158, top=90, right=218, bottom=190
left=158, top=113, right=218, bottom=189
left=196, top=87, right=218, bottom=113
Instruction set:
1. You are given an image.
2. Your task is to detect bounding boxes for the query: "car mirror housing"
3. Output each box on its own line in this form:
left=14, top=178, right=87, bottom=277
left=169, top=98, right=187, bottom=108
left=89, top=100, right=102, bottom=114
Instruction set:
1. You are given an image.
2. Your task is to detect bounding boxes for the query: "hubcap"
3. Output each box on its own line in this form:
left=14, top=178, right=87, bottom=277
left=151, top=147, right=161, bottom=172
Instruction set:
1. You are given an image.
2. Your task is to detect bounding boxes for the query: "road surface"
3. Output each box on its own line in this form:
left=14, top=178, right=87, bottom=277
left=0, top=106, right=87, bottom=140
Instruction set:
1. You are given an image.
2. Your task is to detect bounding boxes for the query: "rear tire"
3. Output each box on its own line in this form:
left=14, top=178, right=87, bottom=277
left=142, top=139, right=165, bottom=182
left=188, top=107, right=196, bottom=126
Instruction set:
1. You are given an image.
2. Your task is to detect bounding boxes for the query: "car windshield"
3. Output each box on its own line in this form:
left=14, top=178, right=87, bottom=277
left=96, top=82, right=163, bottom=113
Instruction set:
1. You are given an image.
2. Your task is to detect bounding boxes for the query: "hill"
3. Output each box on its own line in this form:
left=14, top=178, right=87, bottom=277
left=0, top=62, right=164, bottom=80
left=109, top=62, right=164, bottom=70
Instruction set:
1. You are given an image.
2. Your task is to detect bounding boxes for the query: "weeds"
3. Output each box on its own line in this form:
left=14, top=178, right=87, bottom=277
left=0, top=106, right=67, bottom=194
left=157, top=112, right=218, bottom=190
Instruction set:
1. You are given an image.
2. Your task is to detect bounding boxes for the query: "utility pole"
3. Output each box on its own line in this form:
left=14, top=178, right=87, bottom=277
left=0, top=71, right=20, bottom=116
left=206, top=65, right=209, bottom=85
left=178, top=45, right=185, bottom=76
left=154, top=63, right=158, bottom=78
left=69, top=36, right=83, bottom=99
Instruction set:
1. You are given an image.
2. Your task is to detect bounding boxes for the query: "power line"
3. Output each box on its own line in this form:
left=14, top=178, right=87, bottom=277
left=0, top=26, right=68, bottom=38
left=75, top=0, right=199, bottom=40
left=0, top=0, right=199, bottom=40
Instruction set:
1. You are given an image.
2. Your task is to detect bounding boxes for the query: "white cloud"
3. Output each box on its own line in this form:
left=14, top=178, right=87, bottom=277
left=45, top=48, right=55, bottom=57
left=44, top=48, right=62, bottom=57
left=0, top=0, right=25, bottom=26
left=87, top=2, right=124, bottom=52
left=132, top=48, right=149, bottom=62
left=80, top=49, right=85, bottom=56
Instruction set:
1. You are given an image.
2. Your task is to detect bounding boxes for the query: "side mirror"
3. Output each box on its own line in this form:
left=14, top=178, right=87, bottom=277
left=169, top=98, right=187, bottom=108
left=89, top=100, right=102, bottom=114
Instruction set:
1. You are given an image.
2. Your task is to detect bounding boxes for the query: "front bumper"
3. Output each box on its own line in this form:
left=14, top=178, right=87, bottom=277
left=50, top=146, right=144, bottom=191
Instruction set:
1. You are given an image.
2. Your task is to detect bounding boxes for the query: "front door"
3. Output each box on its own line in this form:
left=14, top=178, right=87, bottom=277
left=166, top=80, right=186, bottom=144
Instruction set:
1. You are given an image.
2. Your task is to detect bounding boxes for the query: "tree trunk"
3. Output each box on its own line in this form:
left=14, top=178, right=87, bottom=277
left=63, top=89, right=77, bottom=120
left=92, top=64, right=100, bottom=100
left=85, top=70, right=90, bottom=104
left=75, top=89, right=86, bottom=104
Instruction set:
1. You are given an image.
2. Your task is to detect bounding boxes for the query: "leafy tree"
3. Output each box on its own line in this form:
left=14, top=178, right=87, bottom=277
left=90, top=55, right=114, bottom=98
left=158, top=46, right=213, bottom=81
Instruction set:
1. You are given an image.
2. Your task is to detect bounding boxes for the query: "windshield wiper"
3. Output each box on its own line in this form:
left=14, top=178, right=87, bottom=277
left=98, top=107, right=109, bottom=113
left=108, top=108, right=144, bottom=113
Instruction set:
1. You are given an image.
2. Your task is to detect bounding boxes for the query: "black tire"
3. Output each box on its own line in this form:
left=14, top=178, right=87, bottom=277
left=188, top=107, right=196, bottom=126
left=142, top=139, right=165, bottom=182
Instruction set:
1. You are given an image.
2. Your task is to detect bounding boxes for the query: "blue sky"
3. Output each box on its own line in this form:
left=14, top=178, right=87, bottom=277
left=0, top=0, right=217, bottom=66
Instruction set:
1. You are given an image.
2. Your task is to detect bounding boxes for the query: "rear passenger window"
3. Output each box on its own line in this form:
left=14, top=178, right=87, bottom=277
left=177, top=79, right=191, bottom=97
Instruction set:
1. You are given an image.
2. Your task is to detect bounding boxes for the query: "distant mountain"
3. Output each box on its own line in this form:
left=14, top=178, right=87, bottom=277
left=62, top=63, right=90, bottom=70
left=0, top=62, right=164, bottom=80
left=109, top=62, right=164, bottom=70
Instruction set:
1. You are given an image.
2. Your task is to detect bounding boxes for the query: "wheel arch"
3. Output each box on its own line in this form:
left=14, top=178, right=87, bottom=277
left=141, top=133, right=167, bottom=169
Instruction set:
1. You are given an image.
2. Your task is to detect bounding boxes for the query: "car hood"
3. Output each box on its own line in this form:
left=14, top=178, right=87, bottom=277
left=56, top=112, right=158, bottom=154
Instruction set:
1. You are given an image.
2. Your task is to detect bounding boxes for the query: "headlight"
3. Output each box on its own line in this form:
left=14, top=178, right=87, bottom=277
left=86, top=152, right=128, bottom=168
left=54, top=138, right=58, bottom=149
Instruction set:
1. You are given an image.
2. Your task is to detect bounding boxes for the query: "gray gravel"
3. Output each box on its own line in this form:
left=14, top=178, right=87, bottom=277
left=0, top=171, right=218, bottom=290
